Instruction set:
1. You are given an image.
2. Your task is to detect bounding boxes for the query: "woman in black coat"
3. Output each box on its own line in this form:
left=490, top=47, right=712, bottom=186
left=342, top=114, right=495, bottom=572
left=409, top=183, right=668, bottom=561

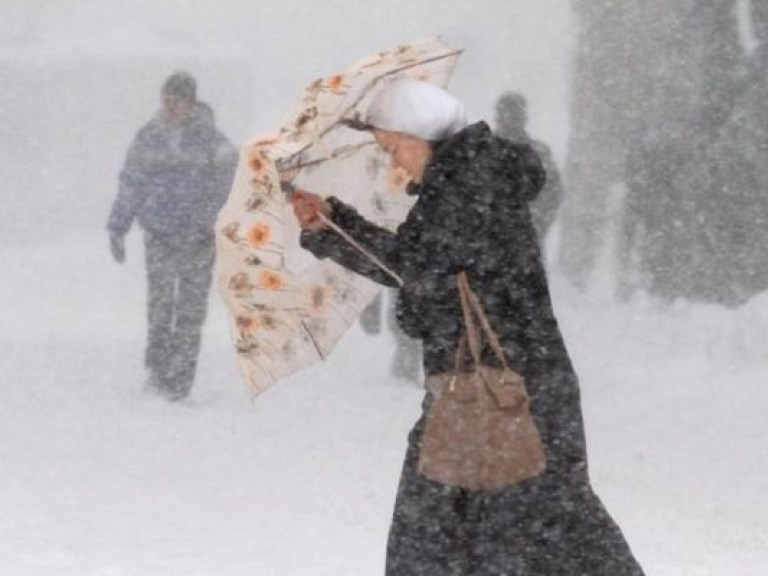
left=291, top=79, right=644, bottom=575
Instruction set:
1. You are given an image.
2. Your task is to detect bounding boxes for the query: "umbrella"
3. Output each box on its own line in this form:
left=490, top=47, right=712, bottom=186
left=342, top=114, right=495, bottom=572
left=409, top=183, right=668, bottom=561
left=215, top=37, right=462, bottom=395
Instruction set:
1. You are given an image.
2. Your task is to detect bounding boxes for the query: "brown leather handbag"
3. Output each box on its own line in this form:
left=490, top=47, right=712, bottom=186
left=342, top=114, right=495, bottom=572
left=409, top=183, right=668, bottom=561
left=418, top=271, right=547, bottom=491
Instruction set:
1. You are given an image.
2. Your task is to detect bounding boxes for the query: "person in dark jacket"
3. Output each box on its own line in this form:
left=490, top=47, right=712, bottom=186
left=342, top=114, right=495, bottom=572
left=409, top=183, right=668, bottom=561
left=359, top=288, right=423, bottom=383
left=108, top=71, right=238, bottom=401
left=494, top=91, right=564, bottom=246
left=290, top=79, right=644, bottom=575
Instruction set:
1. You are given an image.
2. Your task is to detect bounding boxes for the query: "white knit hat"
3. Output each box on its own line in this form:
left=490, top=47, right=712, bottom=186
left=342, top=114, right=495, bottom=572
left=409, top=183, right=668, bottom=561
left=363, top=79, right=467, bottom=141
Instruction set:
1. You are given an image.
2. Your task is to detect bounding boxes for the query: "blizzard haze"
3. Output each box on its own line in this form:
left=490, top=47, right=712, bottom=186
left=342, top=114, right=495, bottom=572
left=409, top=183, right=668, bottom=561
left=0, top=0, right=572, bottom=244
left=2, top=1, right=768, bottom=575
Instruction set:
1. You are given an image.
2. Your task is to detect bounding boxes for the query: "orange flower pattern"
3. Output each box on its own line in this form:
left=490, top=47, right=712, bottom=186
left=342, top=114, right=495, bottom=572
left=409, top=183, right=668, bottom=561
left=229, top=272, right=254, bottom=296
left=221, top=222, right=240, bottom=243
left=311, top=285, right=326, bottom=309
left=260, top=314, right=278, bottom=330
left=259, top=270, right=284, bottom=291
left=214, top=38, right=458, bottom=396
left=308, top=284, right=332, bottom=314
left=236, top=315, right=258, bottom=332
left=247, top=222, right=271, bottom=248
left=245, top=193, right=265, bottom=211
left=326, top=74, right=346, bottom=93
left=248, top=148, right=269, bottom=174
left=295, top=106, right=318, bottom=130
left=254, top=137, right=279, bottom=147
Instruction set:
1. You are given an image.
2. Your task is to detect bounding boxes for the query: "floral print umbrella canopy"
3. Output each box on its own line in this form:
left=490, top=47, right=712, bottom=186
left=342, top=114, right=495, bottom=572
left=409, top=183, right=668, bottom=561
left=216, top=38, right=462, bottom=395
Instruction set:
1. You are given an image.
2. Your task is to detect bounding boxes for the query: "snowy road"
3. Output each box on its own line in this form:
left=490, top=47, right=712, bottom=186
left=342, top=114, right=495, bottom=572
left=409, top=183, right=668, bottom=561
left=1, top=233, right=767, bottom=575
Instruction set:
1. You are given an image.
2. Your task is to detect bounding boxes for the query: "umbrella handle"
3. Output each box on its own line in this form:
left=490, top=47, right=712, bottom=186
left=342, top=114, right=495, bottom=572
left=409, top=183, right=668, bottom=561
left=318, top=213, right=404, bottom=287
left=284, top=181, right=403, bottom=286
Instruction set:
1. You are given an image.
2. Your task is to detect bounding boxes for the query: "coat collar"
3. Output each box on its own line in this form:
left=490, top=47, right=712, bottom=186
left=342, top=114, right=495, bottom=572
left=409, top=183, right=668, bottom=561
left=405, top=121, right=492, bottom=196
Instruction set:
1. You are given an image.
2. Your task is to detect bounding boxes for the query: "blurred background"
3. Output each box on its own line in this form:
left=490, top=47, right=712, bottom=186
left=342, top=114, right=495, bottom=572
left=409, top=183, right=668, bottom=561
left=3, top=1, right=768, bottom=574
left=4, top=0, right=768, bottom=308
left=0, top=0, right=572, bottom=249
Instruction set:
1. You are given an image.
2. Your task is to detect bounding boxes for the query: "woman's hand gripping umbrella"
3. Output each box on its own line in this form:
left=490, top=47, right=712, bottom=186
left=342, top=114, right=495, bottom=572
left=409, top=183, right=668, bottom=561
left=285, top=182, right=405, bottom=286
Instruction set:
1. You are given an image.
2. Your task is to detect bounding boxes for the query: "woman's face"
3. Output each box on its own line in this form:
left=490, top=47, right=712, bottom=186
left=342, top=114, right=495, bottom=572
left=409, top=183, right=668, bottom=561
left=373, top=129, right=433, bottom=184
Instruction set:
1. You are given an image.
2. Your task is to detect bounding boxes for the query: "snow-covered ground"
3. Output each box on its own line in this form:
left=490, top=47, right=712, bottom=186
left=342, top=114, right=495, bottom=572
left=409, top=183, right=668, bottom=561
left=1, top=231, right=767, bottom=575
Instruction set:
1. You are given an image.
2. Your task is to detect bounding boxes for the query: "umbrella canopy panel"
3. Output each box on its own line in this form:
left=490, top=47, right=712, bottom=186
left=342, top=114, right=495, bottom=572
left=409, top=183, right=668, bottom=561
left=216, top=38, right=461, bottom=395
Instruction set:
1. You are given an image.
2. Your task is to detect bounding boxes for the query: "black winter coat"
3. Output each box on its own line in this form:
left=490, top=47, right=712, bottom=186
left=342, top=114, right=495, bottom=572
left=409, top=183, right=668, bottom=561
left=108, top=106, right=237, bottom=240
left=301, top=122, right=644, bottom=575
left=303, top=121, right=583, bottom=476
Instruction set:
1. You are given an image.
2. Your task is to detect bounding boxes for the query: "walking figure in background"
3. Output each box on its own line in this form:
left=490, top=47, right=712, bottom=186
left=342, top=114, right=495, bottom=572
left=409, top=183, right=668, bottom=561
left=359, top=288, right=422, bottom=383
left=107, top=71, right=238, bottom=401
left=494, top=92, right=563, bottom=246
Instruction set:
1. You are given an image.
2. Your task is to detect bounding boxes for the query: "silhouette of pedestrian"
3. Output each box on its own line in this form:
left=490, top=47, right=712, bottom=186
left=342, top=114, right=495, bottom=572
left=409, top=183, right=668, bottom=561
left=107, top=72, right=238, bottom=400
left=494, top=92, right=563, bottom=246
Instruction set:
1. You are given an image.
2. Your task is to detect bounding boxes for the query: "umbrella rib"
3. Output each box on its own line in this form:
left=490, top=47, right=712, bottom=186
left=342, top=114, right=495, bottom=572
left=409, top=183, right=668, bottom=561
left=301, top=320, right=326, bottom=361
left=223, top=41, right=460, bottom=394
left=284, top=141, right=376, bottom=170
left=319, top=213, right=404, bottom=286
left=284, top=49, right=461, bottom=158
left=337, top=50, right=462, bottom=129
left=326, top=299, right=356, bottom=327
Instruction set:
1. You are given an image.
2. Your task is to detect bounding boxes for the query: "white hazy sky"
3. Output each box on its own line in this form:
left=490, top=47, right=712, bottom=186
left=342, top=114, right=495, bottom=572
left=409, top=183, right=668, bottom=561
left=1, top=0, right=574, bottom=149
left=1, top=1, right=574, bottom=242
left=3, top=6, right=768, bottom=573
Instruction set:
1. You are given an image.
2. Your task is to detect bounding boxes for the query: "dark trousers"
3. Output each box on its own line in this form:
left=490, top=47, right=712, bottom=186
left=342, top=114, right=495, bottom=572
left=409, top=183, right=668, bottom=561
left=359, top=289, right=422, bottom=382
left=144, top=232, right=215, bottom=396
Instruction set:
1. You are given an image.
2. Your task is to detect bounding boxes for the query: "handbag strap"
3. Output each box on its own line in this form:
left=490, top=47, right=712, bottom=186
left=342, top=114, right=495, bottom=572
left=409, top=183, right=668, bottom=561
left=456, top=271, right=511, bottom=371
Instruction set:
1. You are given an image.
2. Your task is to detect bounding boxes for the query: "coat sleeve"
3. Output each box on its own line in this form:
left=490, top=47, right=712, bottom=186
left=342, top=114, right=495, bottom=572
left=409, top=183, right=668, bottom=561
left=213, top=131, right=239, bottom=199
left=107, top=130, right=153, bottom=236
left=203, top=130, right=239, bottom=225
left=391, top=175, right=496, bottom=340
left=299, top=197, right=403, bottom=288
